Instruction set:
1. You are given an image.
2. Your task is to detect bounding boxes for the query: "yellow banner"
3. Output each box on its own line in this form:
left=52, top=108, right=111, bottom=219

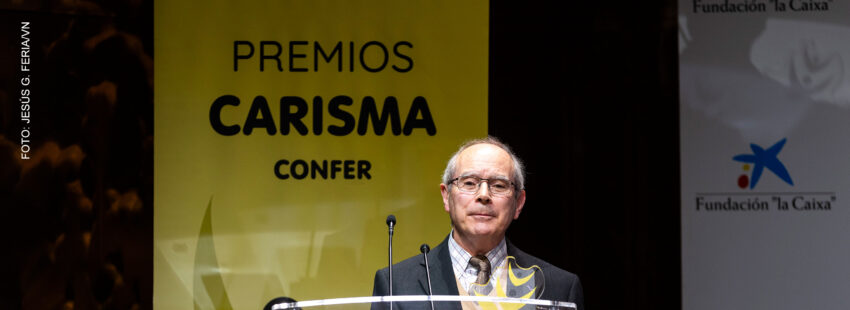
left=154, top=0, right=488, bottom=309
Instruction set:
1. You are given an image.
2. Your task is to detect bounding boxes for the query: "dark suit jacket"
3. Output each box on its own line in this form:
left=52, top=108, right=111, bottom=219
left=371, top=236, right=584, bottom=310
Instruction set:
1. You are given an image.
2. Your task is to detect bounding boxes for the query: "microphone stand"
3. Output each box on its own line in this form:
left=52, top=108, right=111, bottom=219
left=420, top=244, right=435, bottom=310
left=386, top=215, right=396, bottom=310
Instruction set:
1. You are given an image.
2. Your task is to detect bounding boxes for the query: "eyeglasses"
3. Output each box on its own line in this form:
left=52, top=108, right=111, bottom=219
left=449, top=176, right=516, bottom=196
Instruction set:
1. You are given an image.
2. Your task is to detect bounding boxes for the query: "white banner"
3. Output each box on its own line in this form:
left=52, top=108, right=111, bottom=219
left=679, top=1, right=850, bottom=309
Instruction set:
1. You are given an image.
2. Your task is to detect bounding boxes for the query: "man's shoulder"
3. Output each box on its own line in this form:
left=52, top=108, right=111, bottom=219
left=376, top=238, right=449, bottom=276
left=375, top=251, right=427, bottom=275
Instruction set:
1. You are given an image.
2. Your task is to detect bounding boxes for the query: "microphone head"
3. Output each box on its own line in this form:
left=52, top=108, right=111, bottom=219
left=420, top=243, right=430, bottom=253
left=386, top=214, right=397, bottom=226
left=264, top=296, right=298, bottom=310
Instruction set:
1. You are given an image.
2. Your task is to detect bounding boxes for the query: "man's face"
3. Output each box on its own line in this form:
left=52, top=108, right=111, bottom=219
left=440, top=143, right=526, bottom=244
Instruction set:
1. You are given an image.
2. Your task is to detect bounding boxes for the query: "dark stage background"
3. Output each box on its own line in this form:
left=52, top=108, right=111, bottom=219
left=1, top=1, right=680, bottom=309
left=491, top=2, right=680, bottom=310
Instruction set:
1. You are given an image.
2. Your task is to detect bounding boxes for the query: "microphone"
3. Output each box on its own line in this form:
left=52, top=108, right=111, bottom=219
left=264, top=296, right=300, bottom=310
left=386, top=215, right=396, bottom=309
left=420, top=244, right=435, bottom=310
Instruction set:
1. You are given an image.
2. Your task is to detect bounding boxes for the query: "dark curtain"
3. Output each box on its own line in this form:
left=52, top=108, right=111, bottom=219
left=491, top=2, right=681, bottom=309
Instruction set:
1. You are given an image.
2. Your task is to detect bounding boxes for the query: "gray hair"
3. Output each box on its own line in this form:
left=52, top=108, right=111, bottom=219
left=441, top=136, right=526, bottom=193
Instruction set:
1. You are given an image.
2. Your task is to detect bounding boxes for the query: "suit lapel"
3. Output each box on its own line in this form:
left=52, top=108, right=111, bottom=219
left=418, top=237, right=459, bottom=295
left=418, top=237, right=461, bottom=309
left=505, top=239, right=530, bottom=267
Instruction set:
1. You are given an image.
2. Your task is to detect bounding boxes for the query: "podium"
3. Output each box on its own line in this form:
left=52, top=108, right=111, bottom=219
left=267, top=295, right=577, bottom=310
left=267, top=255, right=577, bottom=309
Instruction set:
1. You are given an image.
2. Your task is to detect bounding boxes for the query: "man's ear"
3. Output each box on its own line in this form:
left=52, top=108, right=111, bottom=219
left=440, top=183, right=451, bottom=213
left=513, top=189, right=526, bottom=219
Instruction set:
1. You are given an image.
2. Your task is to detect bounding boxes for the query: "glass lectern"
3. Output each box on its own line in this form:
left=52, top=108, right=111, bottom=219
left=268, top=295, right=577, bottom=310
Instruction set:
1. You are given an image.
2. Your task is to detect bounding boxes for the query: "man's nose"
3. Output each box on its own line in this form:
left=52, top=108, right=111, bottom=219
left=475, top=182, right=492, bottom=203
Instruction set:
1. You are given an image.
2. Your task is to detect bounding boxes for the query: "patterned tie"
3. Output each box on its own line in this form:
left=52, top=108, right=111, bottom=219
left=469, top=255, right=491, bottom=285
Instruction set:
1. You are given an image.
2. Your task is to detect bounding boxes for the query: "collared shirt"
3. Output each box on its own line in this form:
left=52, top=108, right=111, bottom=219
left=447, top=231, right=507, bottom=293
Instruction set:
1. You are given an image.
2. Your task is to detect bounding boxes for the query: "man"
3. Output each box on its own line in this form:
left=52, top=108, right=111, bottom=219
left=372, top=137, right=584, bottom=310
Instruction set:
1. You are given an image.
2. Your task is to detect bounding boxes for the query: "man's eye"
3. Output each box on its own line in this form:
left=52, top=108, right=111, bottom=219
left=462, top=180, right=478, bottom=186
left=491, top=183, right=508, bottom=189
